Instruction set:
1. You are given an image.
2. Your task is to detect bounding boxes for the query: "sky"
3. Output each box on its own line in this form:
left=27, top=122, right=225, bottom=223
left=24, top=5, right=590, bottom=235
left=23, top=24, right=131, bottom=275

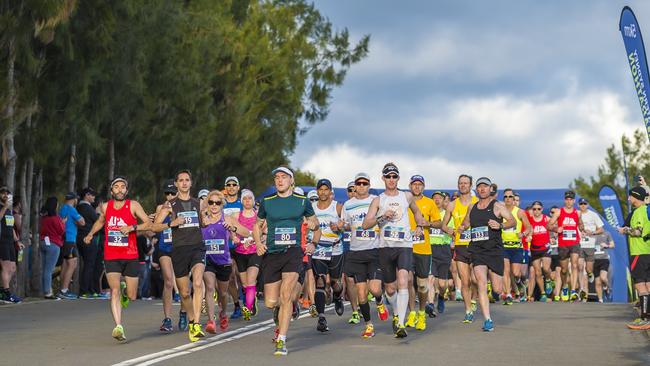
left=289, top=0, right=650, bottom=190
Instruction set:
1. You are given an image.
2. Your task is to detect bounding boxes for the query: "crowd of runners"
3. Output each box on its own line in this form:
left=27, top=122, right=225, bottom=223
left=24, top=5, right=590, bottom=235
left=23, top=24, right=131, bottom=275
left=3, top=162, right=648, bottom=357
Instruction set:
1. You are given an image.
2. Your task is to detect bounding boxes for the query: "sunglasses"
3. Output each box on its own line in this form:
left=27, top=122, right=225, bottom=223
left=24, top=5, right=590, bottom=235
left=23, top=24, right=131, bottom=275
left=532, top=207, right=542, bottom=211
left=579, top=202, right=587, bottom=205
left=165, top=192, right=176, bottom=196
left=207, top=200, right=223, bottom=206
left=309, top=198, right=318, bottom=202
left=503, top=195, right=514, bottom=199
left=347, top=188, right=355, bottom=192
left=225, top=183, right=238, bottom=187
left=384, top=174, right=399, bottom=180
left=355, top=182, right=369, bottom=186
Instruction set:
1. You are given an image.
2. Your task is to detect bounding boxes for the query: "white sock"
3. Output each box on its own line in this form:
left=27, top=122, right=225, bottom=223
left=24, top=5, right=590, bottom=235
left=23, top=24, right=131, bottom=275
left=396, top=289, right=409, bottom=326
left=278, top=334, right=286, bottom=342
left=385, top=291, right=397, bottom=313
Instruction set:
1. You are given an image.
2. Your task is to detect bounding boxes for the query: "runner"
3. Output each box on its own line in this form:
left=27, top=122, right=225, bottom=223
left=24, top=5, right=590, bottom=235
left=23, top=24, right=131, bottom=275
left=341, top=172, right=389, bottom=338
left=442, top=175, right=478, bottom=323
left=253, top=166, right=320, bottom=355
left=202, top=190, right=250, bottom=333
left=0, top=187, right=23, bottom=303
left=594, top=231, right=614, bottom=303
left=547, top=206, right=562, bottom=301
left=405, top=175, right=441, bottom=331
left=82, top=176, right=152, bottom=342
left=153, top=170, right=207, bottom=342
left=526, top=201, right=553, bottom=302
left=620, top=187, right=650, bottom=329
left=430, top=191, right=454, bottom=315
left=343, top=181, right=360, bottom=325
left=362, top=163, right=429, bottom=338
left=153, top=179, right=179, bottom=332
left=458, top=177, right=515, bottom=332
left=223, top=176, right=244, bottom=320
left=547, top=190, right=584, bottom=302
left=311, top=178, right=345, bottom=332
left=232, top=189, right=262, bottom=320
left=577, top=198, right=604, bottom=301
left=58, top=192, right=86, bottom=299
left=501, top=188, right=532, bottom=305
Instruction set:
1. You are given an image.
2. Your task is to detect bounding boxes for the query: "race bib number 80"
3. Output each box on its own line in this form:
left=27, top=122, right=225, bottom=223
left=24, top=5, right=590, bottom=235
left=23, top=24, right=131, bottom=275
left=274, top=227, right=297, bottom=246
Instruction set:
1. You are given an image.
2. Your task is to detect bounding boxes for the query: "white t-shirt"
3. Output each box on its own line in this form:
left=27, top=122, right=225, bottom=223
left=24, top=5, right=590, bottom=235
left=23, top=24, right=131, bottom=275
left=580, top=209, right=604, bottom=249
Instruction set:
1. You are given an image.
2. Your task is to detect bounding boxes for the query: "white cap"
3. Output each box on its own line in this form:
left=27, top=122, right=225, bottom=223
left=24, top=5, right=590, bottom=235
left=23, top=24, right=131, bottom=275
left=272, top=166, right=294, bottom=179
left=198, top=189, right=210, bottom=199
left=294, top=187, right=304, bottom=195
left=225, top=176, right=239, bottom=185
left=354, top=172, right=370, bottom=182
left=241, top=188, right=255, bottom=201
left=307, top=190, right=318, bottom=200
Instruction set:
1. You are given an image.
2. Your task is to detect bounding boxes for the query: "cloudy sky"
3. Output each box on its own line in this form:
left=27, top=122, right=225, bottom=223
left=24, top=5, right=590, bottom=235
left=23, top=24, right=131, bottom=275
left=289, top=0, right=650, bottom=190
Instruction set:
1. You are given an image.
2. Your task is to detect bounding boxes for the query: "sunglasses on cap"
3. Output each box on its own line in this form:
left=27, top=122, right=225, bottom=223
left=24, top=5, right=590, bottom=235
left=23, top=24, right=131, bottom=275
left=207, top=200, right=223, bottom=206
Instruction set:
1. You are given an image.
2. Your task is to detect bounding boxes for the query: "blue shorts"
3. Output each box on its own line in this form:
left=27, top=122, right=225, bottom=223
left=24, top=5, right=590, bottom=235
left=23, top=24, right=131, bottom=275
left=503, top=248, right=526, bottom=264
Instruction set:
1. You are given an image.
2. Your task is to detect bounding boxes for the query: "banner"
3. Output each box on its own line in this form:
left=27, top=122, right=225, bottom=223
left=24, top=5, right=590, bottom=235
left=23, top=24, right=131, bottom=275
left=598, top=185, right=631, bottom=302
left=619, top=6, right=650, bottom=141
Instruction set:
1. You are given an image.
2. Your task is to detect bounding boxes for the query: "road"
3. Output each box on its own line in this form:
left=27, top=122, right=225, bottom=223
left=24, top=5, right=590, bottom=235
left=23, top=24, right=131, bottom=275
left=1, top=298, right=649, bottom=366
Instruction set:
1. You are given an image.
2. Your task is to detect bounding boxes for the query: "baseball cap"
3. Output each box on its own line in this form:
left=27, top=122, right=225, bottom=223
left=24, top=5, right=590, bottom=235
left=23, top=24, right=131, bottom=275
left=354, top=172, right=370, bottom=182
left=432, top=190, right=444, bottom=197
left=64, top=192, right=78, bottom=200
left=198, top=189, right=210, bottom=199
left=294, top=187, right=304, bottom=195
left=307, top=190, right=318, bottom=200
left=162, top=179, right=177, bottom=194
left=316, top=179, right=332, bottom=190
left=0, top=186, right=10, bottom=194
left=382, top=164, right=399, bottom=177
left=347, top=181, right=355, bottom=188
left=475, top=177, right=492, bottom=187
left=410, top=175, right=425, bottom=184
left=272, top=166, right=294, bottom=179
left=564, top=190, right=576, bottom=199
left=630, top=186, right=648, bottom=200
left=578, top=198, right=588, bottom=204
left=110, top=175, right=128, bottom=188
left=225, top=176, right=239, bottom=186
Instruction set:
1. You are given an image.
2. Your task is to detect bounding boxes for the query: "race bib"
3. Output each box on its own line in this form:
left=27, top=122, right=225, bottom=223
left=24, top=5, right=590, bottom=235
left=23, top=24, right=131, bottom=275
left=355, top=229, right=377, bottom=241
left=471, top=226, right=489, bottom=241
left=205, top=238, right=225, bottom=255
left=460, top=229, right=472, bottom=242
left=312, top=245, right=333, bottom=261
left=383, top=227, right=406, bottom=241
left=274, top=227, right=297, bottom=246
left=550, top=239, right=559, bottom=249
left=162, top=228, right=173, bottom=244
left=411, top=230, right=424, bottom=244
left=178, top=211, right=200, bottom=228
left=4, top=215, right=14, bottom=227
left=429, top=228, right=444, bottom=238
left=562, top=229, right=577, bottom=241
left=343, top=231, right=351, bottom=243
left=108, top=230, right=129, bottom=247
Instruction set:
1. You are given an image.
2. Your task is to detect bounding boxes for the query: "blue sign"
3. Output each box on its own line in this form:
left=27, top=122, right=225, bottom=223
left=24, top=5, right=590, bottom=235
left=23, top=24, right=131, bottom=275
left=598, top=185, right=631, bottom=302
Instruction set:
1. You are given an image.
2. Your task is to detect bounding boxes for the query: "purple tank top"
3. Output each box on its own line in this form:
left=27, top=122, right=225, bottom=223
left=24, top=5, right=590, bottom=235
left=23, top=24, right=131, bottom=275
left=202, top=216, right=231, bottom=265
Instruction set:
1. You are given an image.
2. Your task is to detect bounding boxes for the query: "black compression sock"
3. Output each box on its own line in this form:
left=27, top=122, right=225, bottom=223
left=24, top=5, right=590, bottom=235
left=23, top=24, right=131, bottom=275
left=315, top=289, right=326, bottom=315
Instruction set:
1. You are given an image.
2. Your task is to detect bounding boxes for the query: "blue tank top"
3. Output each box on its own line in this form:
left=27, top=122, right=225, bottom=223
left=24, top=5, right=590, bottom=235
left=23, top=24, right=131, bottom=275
left=158, top=215, right=172, bottom=253
left=202, top=216, right=231, bottom=266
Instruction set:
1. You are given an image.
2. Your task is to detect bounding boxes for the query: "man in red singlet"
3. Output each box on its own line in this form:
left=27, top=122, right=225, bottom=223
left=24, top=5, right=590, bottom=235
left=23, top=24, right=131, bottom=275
left=84, top=176, right=152, bottom=342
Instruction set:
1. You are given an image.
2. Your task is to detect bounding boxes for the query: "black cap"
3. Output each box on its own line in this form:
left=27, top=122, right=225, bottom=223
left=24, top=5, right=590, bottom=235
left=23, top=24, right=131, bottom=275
left=564, top=190, right=576, bottom=199
left=382, top=164, right=399, bottom=177
left=630, top=186, right=648, bottom=200
left=316, top=178, right=332, bottom=190
left=578, top=198, right=588, bottom=204
left=163, top=179, right=177, bottom=194
left=64, top=192, right=78, bottom=200
left=80, top=187, right=96, bottom=197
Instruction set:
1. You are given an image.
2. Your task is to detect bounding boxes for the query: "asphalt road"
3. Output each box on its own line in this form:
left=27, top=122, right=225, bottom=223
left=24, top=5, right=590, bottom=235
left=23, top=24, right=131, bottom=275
left=1, top=298, right=649, bottom=366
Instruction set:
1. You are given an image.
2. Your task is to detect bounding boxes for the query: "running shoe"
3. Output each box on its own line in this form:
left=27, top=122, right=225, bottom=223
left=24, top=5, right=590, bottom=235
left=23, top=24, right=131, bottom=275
left=95, top=292, right=110, bottom=300
left=6, top=293, right=22, bottom=303
left=377, top=303, right=389, bottom=321
left=309, top=304, right=318, bottom=318
left=120, top=282, right=129, bottom=308
left=273, top=306, right=280, bottom=326
left=561, top=287, right=569, bottom=302
left=219, top=311, right=229, bottom=331
left=361, top=323, right=375, bottom=338
left=367, top=293, right=374, bottom=302
left=173, top=293, right=181, bottom=302
left=437, top=298, right=445, bottom=314
left=160, top=317, right=173, bottom=332
left=626, top=318, right=650, bottom=330
left=274, top=339, right=288, bottom=356
left=292, top=301, right=300, bottom=321
left=58, top=291, right=78, bottom=300
left=471, top=300, right=478, bottom=312
left=392, top=315, right=399, bottom=333
left=405, top=311, right=417, bottom=328
left=188, top=322, right=205, bottom=342
left=301, top=298, right=310, bottom=309
left=230, top=306, right=243, bottom=319
left=482, top=319, right=494, bottom=332
left=455, top=289, right=463, bottom=301
left=605, top=287, right=613, bottom=302
left=553, top=295, right=560, bottom=302
left=251, top=297, right=259, bottom=316
left=570, top=290, right=579, bottom=302
left=205, top=319, right=217, bottom=334
left=425, top=302, right=436, bottom=318
left=503, top=295, right=513, bottom=306
left=44, top=294, right=59, bottom=300
left=334, top=296, right=344, bottom=316
left=540, top=295, right=548, bottom=303
left=544, top=279, right=553, bottom=296
left=588, top=272, right=595, bottom=284
left=179, top=311, right=188, bottom=331
left=415, top=311, right=426, bottom=331
left=348, top=311, right=360, bottom=324
left=242, top=305, right=252, bottom=321
left=112, top=324, right=126, bottom=342
left=317, top=316, right=329, bottom=332
left=462, top=312, right=474, bottom=324
left=79, top=293, right=94, bottom=299
left=394, top=324, right=408, bottom=338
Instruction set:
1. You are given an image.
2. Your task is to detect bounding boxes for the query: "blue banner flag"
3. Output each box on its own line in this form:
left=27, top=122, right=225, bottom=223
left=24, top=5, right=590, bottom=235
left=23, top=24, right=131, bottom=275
left=598, top=185, right=631, bottom=302
left=620, top=6, right=650, bottom=141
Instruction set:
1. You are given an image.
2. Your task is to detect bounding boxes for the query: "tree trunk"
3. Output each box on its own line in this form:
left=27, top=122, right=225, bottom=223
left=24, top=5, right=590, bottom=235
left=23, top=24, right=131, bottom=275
left=67, top=143, right=76, bottom=193
left=30, top=168, right=43, bottom=296
left=16, top=158, right=33, bottom=296
left=108, top=135, right=115, bottom=182
left=3, top=36, right=17, bottom=191
left=82, top=151, right=91, bottom=188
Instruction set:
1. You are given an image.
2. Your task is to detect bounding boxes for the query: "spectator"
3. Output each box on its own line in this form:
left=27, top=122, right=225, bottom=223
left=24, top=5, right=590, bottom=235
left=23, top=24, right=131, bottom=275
left=76, top=187, right=100, bottom=298
left=40, top=197, right=65, bottom=299
left=0, top=187, right=23, bottom=303
left=136, top=232, right=153, bottom=299
left=58, top=192, right=85, bottom=299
